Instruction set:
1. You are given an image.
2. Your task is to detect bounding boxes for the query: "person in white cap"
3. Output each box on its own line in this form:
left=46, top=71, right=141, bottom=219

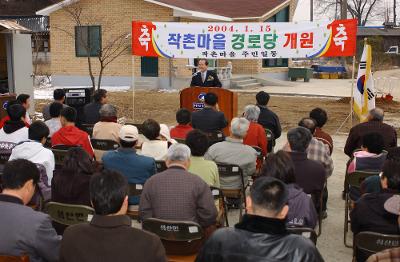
left=102, top=125, right=156, bottom=205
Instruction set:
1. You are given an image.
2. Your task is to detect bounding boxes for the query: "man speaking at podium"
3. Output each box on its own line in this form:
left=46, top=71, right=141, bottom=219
left=190, top=59, right=222, bottom=88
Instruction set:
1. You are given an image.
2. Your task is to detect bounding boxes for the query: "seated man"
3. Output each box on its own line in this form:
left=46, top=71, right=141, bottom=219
left=0, top=104, right=29, bottom=144
left=285, top=127, right=325, bottom=195
left=345, top=108, right=397, bottom=157
left=42, top=88, right=68, bottom=121
left=10, top=121, right=55, bottom=184
left=139, top=143, right=217, bottom=228
left=83, top=89, right=108, bottom=125
left=298, top=118, right=334, bottom=177
left=52, top=107, right=94, bottom=158
left=191, top=92, right=227, bottom=134
left=102, top=125, right=156, bottom=205
left=310, top=108, right=333, bottom=154
left=45, top=102, right=63, bottom=137
left=347, top=132, right=387, bottom=174
left=350, top=159, right=400, bottom=236
left=0, top=100, right=29, bottom=129
left=92, top=104, right=122, bottom=142
left=60, top=170, right=166, bottom=261
left=256, top=91, right=281, bottom=140
left=195, top=177, right=323, bottom=262
left=205, top=117, right=257, bottom=189
left=170, top=108, right=193, bottom=139
left=0, top=159, right=61, bottom=261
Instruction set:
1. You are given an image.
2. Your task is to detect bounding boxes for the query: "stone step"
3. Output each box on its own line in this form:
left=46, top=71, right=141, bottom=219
left=233, top=79, right=258, bottom=85
left=238, top=82, right=263, bottom=89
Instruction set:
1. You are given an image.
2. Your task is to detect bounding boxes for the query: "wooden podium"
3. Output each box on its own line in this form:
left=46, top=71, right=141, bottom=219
left=180, top=87, right=238, bottom=136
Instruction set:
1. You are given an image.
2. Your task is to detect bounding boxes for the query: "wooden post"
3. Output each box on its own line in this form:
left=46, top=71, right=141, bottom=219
left=350, top=55, right=356, bottom=127
left=131, top=55, right=135, bottom=122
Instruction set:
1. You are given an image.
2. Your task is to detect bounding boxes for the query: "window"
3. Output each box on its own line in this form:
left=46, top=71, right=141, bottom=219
left=263, top=7, right=289, bottom=67
left=75, top=26, right=101, bottom=57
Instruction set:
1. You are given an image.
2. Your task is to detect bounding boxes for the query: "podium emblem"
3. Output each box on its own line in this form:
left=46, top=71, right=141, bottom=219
left=198, top=93, right=206, bottom=102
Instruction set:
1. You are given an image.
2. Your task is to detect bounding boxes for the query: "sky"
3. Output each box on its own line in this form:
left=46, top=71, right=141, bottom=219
left=293, top=0, right=399, bottom=25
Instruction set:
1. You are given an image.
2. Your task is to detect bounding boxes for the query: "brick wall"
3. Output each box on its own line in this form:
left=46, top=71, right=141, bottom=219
left=50, top=0, right=174, bottom=78
left=50, top=0, right=298, bottom=78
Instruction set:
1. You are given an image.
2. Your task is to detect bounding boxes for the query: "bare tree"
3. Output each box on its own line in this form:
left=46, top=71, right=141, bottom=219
left=316, top=0, right=384, bottom=25
left=53, top=3, right=130, bottom=90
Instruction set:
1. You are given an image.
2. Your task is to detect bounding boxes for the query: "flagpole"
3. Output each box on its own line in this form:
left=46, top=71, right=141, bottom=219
left=132, top=55, right=135, bottom=122
left=350, top=55, right=356, bottom=127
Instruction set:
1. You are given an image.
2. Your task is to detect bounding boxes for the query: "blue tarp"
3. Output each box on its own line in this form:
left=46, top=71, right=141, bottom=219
left=311, top=65, right=346, bottom=73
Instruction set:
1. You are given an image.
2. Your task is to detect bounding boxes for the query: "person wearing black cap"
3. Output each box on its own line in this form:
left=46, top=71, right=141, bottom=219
left=195, top=177, right=323, bottom=262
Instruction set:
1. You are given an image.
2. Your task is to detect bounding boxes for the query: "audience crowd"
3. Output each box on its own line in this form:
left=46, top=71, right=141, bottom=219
left=0, top=89, right=399, bottom=262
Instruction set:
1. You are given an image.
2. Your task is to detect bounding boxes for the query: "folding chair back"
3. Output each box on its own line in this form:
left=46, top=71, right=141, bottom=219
left=29, top=164, right=51, bottom=211
left=44, top=137, right=52, bottom=148
left=287, top=227, right=318, bottom=245
left=156, top=161, right=167, bottom=173
left=345, top=171, right=380, bottom=189
left=126, top=184, right=144, bottom=219
left=80, top=124, right=94, bottom=137
left=210, top=186, right=229, bottom=227
left=90, top=139, right=120, bottom=151
left=46, top=202, right=94, bottom=226
left=207, top=131, right=224, bottom=145
left=143, top=218, right=203, bottom=241
left=344, top=171, right=379, bottom=247
left=0, top=255, right=29, bottom=262
left=264, top=128, right=275, bottom=153
left=0, top=141, right=15, bottom=164
left=354, top=232, right=400, bottom=259
left=51, top=146, right=77, bottom=169
left=217, top=163, right=246, bottom=220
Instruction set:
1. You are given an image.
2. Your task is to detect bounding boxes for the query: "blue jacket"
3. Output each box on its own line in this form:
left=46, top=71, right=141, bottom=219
left=102, top=148, right=156, bottom=204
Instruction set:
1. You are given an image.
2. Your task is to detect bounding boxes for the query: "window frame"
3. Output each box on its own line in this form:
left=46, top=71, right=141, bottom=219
left=75, top=25, right=102, bottom=57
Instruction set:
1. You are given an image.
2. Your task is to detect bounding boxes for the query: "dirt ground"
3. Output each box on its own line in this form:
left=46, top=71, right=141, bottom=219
left=35, top=90, right=400, bottom=134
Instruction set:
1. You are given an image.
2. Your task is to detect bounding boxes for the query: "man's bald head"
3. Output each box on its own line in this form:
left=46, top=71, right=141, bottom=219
left=368, top=108, right=384, bottom=122
left=298, top=118, right=317, bottom=134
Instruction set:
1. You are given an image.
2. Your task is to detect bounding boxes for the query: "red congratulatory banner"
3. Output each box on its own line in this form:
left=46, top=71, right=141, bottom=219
left=132, top=19, right=358, bottom=59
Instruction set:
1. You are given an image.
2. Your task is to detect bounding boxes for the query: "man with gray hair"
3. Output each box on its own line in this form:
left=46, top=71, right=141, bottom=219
left=139, top=143, right=217, bottom=243
left=92, top=104, right=122, bottom=142
left=345, top=107, right=397, bottom=157
left=205, top=117, right=257, bottom=189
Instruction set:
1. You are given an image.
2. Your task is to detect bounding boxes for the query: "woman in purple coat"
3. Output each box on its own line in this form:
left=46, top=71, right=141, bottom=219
left=261, top=150, right=318, bottom=229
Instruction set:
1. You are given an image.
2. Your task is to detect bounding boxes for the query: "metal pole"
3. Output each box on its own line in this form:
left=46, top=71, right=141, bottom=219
left=131, top=55, right=135, bottom=122
left=341, top=0, right=348, bottom=19
left=350, top=55, right=356, bottom=126
left=310, top=0, right=314, bottom=21
left=394, top=0, right=397, bottom=25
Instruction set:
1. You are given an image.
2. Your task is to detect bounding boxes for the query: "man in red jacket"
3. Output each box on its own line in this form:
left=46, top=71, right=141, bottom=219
left=51, top=107, right=94, bottom=158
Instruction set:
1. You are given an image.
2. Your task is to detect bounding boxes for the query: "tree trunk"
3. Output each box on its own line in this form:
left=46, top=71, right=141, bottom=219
left=98, top=65, right=104, bottom=90
left=87, top=56, right=96, bottom=91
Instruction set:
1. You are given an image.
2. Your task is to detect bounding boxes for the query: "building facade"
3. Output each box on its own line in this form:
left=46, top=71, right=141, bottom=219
left=38, top=0, right=298, bottom=89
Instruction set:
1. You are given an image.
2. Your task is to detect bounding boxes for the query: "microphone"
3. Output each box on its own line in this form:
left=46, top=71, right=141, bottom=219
left=192, top=71, right=199, bottom=77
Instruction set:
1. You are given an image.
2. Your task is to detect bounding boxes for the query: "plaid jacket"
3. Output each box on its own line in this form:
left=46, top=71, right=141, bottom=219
left=307, top=138, right=334, bottom=177
left=367, top=247, right=400, bottom=262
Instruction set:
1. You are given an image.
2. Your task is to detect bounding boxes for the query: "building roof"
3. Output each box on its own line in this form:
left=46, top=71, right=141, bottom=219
left=37, top=0, right=291, bottom=21
left=357, top=27, right=400, bottom=36
left=144, top=0, right=289, bottom=19
left=0, top=0, right=54, bottom=17
left=0, top=20, right=30, bottom=32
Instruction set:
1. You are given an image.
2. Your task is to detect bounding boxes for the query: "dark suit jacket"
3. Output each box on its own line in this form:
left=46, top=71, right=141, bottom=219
left=344, top=120, right=397, bottom=157
left=257, top=105, right=282, bottom=139
left=288, top=152, right=326, bottom=195
left=192, top=107, right=228, bottom=133
left=190, top=71, right=222, bottom=87
left=0, top=194, right=61, bottom=262
left=83, top=102, right=102, bottom=125
left=60, top=215, right=166, bottom=262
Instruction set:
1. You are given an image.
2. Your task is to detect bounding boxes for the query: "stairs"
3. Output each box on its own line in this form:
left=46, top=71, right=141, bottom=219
left=231, top=76, right=264, bottom=89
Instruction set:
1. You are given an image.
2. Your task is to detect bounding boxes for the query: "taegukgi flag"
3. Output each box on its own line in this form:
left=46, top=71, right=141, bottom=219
left=354, top=42, right=375, bottom=121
